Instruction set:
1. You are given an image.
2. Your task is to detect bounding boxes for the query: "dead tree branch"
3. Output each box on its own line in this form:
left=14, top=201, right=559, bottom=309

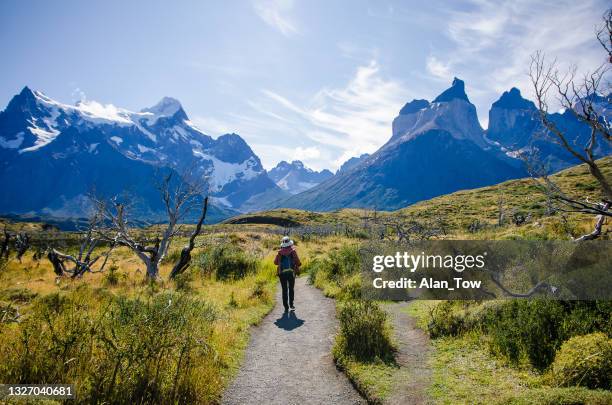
left=169, top=196, right=209, bottom=279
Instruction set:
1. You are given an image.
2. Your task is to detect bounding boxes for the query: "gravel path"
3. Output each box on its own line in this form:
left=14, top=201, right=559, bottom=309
left=222, top=277, right=366, bottom=405
left=383, top=302, right=432, bottom=405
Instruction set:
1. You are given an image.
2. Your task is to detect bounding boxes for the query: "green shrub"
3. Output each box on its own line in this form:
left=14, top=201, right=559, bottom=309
left=326, top=245, right=361, bottom=279
left=304, top=259, right=322, bottom=285
left=103, top=265, right=121, bottom=286
left=428, top=301, right=468, bottom=338
left=250, top=280, right=269, bottom=302
left=509, top=386, right=612, bottom=404
left=428, top=300, right=612, bottom=371
left=339, top=274, right=362, bottom=300
left=560, top=301, right=612, bottom=338
left=193, top=245, right=258, bottom=280
left=334, top=300, right=395, bottom=362
left=306, top=246, right=363, bottom=300
left=551, top=333, right=612, bottom=389
left=482, top=300, right=566, bottom=370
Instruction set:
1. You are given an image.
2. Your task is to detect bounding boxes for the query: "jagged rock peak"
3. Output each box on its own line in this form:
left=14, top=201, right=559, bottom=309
left=433, top=77, right=470, bottom=103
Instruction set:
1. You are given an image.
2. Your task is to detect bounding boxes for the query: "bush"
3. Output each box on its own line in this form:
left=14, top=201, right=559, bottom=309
left=250, top=280, right=270, bottom=302
left=428, top=300, right=612, bottom=371
left=334, top=300, right=395, bottom=362
left=103, top=265, right=122, bottom=286
left=483, top=300, right=566, bottom=370
left=326, top=245, right=361, bottom=280
left=0, top=287, right=38, bottom=303
left=551, top=333, right=612, bottom=389
left=306, top=246, right=364, bottom=300
left=428, top=301, right=468, bottom=338
left=173, top=270, right=194, bottom=292
left=0, top=287, right=219, bottom=404
left=193, top=245, right=258, bottom=280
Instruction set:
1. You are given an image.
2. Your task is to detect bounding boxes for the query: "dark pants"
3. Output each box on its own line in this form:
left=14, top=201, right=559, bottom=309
left=279, top=270, right=295, bottom=310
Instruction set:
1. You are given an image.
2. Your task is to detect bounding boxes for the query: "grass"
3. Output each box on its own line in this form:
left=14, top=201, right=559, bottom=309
left=428, top=334, right=612, bottom=405
left=336, top=357, right=396, bottom=404
left=406, top=300, right=612, bottom=405
left=0, top=231, right=280, bottom=404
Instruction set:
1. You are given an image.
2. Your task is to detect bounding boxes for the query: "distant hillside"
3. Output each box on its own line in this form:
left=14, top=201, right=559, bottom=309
left=224, top=156, right=611, bottom=239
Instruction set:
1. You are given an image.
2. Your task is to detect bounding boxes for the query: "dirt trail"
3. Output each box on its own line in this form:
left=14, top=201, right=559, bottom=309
left=222, top=277, right=365, bottom=405
left=383, top=302, right=433, bottom=405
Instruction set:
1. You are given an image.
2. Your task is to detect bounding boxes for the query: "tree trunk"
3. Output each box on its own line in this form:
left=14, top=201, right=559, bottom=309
left=169, top=197, right=208, bottom=280
left=146, top=261, right=159, bottom=280
left=574, top=202, right=610, bottom=242
left=588, top=162, right=612, bottom=202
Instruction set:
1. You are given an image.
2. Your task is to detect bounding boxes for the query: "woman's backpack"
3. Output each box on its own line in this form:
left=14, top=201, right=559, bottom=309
left=280, top=253, right=293, bottom=271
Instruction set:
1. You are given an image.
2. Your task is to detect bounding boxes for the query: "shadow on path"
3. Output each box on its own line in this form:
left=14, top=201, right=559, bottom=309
left=274, top=311, right=305, bottom=331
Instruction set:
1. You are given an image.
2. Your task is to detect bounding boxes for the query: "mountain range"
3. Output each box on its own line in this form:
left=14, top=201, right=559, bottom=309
left=0, top=87, right=280, bottom=223
left=268, top=160, right=333, bottom=195
left=0, top=80, right=609, bottom=224
left=277, top=78, right=610, bottom=211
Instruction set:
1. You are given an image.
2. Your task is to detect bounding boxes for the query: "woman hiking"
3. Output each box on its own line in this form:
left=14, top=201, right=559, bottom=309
left=274, top=236, right=301, bottom=312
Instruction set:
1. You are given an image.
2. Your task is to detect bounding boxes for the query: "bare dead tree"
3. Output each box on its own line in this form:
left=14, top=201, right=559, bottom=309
left=47, top=214, right=116, bottom=278
left=15, top=233, right=30, bottom=262
left=1, top=227, right=10, bottom=259
left=169, top=196, right=208, bottom=279
left=597, top=9, right=612, bottom=63
left=497, top=194, right=505, bottom=226
left=94, top=170, right=209, bottom=280
left=489, top=274, right=558, bottom=298
left=528, top=9, right=612, bottom=240
left=384, top=215, right=447, bottom=242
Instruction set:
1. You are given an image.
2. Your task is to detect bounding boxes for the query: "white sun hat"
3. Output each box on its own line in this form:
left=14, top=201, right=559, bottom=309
left=280, top=236, right=294, bottom=248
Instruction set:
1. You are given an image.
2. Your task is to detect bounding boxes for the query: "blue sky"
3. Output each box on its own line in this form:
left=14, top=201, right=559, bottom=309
left=0, top=0, right=608, bottom=170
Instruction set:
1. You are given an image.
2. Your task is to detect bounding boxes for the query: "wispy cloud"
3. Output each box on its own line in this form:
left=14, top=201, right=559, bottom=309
left=252, top=0, right=298, bottom=37
left=293, top=146, right=321, bottom=161
left=190, top=116, right=234, bottom=136
left=259, top=61, right=411, bottom=169
left=428, top=0, right=608, bottom=125
left=426, top=56, right=451, bottom=80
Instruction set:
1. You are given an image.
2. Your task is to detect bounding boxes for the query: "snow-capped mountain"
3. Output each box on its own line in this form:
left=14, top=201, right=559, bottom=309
left=336, top=153, right=370, bottom=174
left=278, top=78, right=527, bottom=211
left=268, top=160, right=333, bottom=195
left=0, top=87, right=280, bottom=221
left=486, top=87, right=611, bottom=172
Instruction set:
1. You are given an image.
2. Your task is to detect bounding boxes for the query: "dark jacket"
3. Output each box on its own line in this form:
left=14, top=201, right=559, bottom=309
left=274, top=246, right=301, bottom=275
